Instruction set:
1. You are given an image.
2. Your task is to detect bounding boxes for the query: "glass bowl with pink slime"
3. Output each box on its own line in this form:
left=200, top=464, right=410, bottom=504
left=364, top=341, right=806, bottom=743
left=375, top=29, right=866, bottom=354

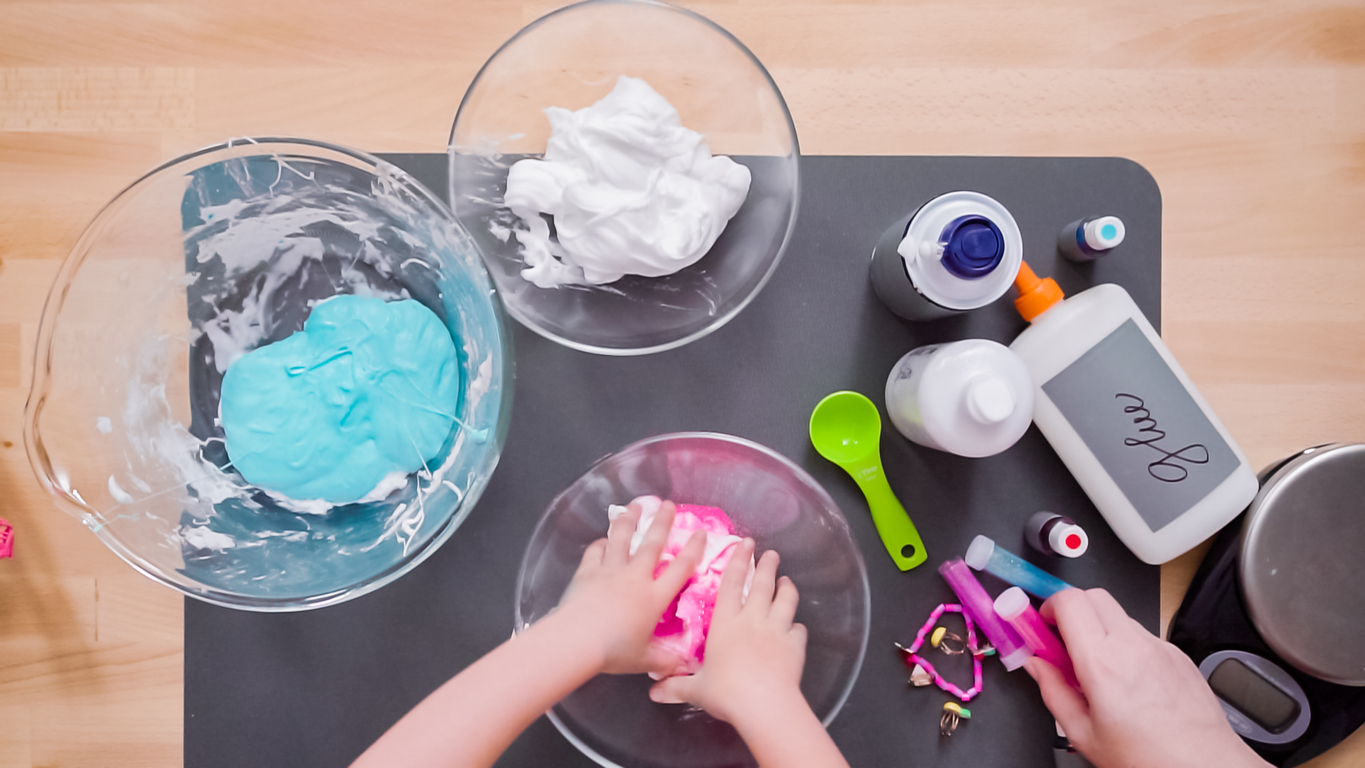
left=516, top=432, right=870, bottom=768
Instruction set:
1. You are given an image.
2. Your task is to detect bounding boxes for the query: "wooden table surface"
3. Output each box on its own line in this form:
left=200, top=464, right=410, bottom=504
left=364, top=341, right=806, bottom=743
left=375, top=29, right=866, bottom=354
left=2, top=1, right=1364, bottom=765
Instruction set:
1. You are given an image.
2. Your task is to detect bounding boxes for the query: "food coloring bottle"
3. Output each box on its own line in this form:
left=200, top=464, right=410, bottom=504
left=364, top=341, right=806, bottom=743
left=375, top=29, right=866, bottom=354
left=1024, top=511, right=1089, bottom=558
left=1059, top=215, right=1125, bottom=262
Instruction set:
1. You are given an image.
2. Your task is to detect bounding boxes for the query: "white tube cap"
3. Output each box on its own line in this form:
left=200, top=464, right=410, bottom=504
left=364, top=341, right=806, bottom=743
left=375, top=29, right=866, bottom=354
left=994, top=586, right=1031, bottom=621
left=1000, top=646, right=1033, bottom=671
left=965, top=534, right=994, bottom=570
left=1082, top=216, right=1125, bottom=251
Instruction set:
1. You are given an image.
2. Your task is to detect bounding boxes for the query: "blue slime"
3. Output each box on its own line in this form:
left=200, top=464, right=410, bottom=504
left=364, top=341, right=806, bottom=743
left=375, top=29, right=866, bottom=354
left=220, top=294, right=460, bottom=504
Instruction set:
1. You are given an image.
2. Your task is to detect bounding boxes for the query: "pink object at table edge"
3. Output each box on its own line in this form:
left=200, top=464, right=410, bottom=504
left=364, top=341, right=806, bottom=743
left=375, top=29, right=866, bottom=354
left=0, top=517, right=12, bottom=559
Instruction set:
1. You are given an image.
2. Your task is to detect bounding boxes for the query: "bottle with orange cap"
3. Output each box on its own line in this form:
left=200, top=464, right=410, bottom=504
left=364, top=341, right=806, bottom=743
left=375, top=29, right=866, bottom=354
left=1007, top=263, right=1258, bottom=565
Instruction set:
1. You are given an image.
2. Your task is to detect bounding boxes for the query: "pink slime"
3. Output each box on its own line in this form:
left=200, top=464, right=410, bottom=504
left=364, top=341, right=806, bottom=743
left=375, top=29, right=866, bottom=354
left=611, top=496, right=750, bottom=678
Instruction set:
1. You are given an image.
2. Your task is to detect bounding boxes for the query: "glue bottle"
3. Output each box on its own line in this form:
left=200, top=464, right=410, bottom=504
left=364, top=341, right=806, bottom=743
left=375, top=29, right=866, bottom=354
left=1007, top=263, right=1258, bottom=565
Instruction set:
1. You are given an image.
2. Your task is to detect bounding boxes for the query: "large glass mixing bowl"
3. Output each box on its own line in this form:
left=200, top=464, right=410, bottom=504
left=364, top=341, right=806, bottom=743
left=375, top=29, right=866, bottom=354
left=24, top=138, right=513, bottom=611
left=449, top=0, right=801, bottom=355
left=517, top=433, right=869, bottom=768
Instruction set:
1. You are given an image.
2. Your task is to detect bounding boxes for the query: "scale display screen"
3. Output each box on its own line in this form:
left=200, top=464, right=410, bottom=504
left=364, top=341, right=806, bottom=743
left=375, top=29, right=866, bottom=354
left=1208, top=657, right=1301, bottom=733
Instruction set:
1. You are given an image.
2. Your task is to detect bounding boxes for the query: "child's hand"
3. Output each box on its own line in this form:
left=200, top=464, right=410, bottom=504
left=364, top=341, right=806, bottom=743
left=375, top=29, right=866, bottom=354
left=555, top=499, right=706, bottom=677
left=1028, top=588, right=1269, bottom=768
left=646, top=541, right=807, bottom=726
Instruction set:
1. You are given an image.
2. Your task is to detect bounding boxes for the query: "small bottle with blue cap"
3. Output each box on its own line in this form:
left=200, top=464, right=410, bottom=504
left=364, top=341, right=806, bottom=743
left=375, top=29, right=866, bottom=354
left=870, top=191, right=1024, bottom=321
left=1059, top=215, right=1125, bottom=262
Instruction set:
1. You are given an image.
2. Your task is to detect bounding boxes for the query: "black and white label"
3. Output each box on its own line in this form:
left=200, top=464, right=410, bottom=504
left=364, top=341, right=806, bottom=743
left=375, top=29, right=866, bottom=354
left=1042, top=319, right=1239, bottom=532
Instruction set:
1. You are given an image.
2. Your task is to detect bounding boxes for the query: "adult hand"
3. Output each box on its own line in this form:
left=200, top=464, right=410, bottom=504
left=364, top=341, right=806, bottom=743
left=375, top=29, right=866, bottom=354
left=1027, top=588, right=1269, bottom=768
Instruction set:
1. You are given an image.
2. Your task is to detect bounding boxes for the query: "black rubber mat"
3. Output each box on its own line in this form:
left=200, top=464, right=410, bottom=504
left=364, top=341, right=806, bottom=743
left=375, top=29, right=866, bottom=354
left=186, top=154, right=1162, bottom=768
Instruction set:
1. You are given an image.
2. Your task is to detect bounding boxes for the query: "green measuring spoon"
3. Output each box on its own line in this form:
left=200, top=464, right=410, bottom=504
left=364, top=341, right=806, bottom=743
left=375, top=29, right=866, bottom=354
left=809, top=391, right=928, bottom=571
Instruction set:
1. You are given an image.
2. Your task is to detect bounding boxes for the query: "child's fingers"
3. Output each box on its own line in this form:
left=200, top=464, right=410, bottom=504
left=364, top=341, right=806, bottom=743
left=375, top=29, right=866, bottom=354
left=714, top=539, right=755, bottom=617
left=1025, top=657, right=1092, bottom=748
left=605, top=503, right=642, bottom=564
left=769, top=576, right=799, bottom=627
left=656, top=531, right=706, bottom=596
left=745, top=550, right=780, bottom=613
left=579, top=538, right=608, bottom=569
left=648, top=674, right=697, bottom=706
left=644, top=647, right=688, bottom=681
left=789, top=621, right=808, bottom=650
left=634, top=500, right=678, bottom=568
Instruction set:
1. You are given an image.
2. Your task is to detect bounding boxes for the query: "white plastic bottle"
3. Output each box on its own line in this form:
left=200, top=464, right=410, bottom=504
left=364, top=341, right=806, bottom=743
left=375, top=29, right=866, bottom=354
left=1008, top=263, right=1258, bottom=564
left=870, top=191, right=1024, bottom=321
left=884, top=339, right=1034, bottom=458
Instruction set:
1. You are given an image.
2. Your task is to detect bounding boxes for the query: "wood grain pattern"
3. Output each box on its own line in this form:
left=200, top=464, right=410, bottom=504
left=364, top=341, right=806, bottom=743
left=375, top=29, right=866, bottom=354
left=1, top=1, right=1363, bottom=765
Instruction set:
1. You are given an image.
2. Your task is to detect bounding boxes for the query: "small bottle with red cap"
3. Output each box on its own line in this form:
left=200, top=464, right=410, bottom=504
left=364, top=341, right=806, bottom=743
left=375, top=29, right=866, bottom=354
left=1024, top=511, right=1088, bottom=558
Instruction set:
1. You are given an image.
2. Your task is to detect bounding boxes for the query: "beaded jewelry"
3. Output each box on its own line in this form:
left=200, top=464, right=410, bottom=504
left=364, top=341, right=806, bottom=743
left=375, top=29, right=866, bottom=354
left=894, top=603, right=984, bottom=702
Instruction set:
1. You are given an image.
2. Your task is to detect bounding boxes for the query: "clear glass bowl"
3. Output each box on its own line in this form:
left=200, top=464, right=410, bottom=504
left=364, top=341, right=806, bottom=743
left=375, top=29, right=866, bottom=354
left=516, top=433, right=869, bottom=768
left=448, top=0, right=801, bottom=355
left=23, top=138, right=513, bottom=611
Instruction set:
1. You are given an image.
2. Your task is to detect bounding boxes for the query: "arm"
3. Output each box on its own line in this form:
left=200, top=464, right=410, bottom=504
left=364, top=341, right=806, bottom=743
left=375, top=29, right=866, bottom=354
left=649, top=541, right=850, bottom=768
left=351, top=500, right=706, bottom=768
left=348, top=608, right=604, bottom=768
left=1027, top=588, right=1271, bottom=768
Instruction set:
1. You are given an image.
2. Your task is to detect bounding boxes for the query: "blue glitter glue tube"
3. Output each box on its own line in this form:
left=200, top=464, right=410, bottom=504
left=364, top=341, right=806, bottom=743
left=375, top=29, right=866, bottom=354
left=965, top=535, right=1074, bottom=599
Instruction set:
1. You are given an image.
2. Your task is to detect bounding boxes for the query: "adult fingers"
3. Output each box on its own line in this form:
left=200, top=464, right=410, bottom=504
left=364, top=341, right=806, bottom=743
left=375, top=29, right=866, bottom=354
left=769, top=576, right=800, bottom=628
left=1085, top=589, right=1133, bottom=636
left=714, top=539, right=755, bottom=617
left=1026, top=657, right=1092, bottom=747
left=1044, top=589, right=1107, bottom=647
left=648, top=674, right=698, bottom=706
left=605, top=502, right=642, bottom=565
left=1044, top=589, right=1109, bottom=682
left=746, top=550, right=780, bottom=613
left=579, top=538, right=608, bottom=570
left=657, top=531, right=706, bottom=596
left=634, top=500, right=678, bottom=569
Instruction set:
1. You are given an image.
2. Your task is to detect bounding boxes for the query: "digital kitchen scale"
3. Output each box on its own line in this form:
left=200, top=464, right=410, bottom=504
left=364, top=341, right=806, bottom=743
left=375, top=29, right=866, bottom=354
left=1168, top=443, right=1365, bottom=767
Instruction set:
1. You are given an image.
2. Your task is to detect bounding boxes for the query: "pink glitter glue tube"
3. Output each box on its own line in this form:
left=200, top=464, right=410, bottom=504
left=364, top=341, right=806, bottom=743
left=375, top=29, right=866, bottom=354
left=994, top=586, right=1080, bottom=689
left=939, top=558, right=1031, bottom=670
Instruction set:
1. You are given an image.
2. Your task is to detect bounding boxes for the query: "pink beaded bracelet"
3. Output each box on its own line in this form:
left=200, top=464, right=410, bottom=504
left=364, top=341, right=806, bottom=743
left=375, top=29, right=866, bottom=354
left=896, top=603, right=984, bottom=702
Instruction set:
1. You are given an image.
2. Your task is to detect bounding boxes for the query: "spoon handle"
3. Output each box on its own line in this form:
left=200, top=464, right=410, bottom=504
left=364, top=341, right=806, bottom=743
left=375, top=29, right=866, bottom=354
left=852, top=461, right=928, bottom=571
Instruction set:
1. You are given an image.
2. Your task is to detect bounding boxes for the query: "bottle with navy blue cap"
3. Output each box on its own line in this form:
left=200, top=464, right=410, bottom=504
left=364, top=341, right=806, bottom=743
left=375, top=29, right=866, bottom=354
left=870, top=191, right=1024, bottom=321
